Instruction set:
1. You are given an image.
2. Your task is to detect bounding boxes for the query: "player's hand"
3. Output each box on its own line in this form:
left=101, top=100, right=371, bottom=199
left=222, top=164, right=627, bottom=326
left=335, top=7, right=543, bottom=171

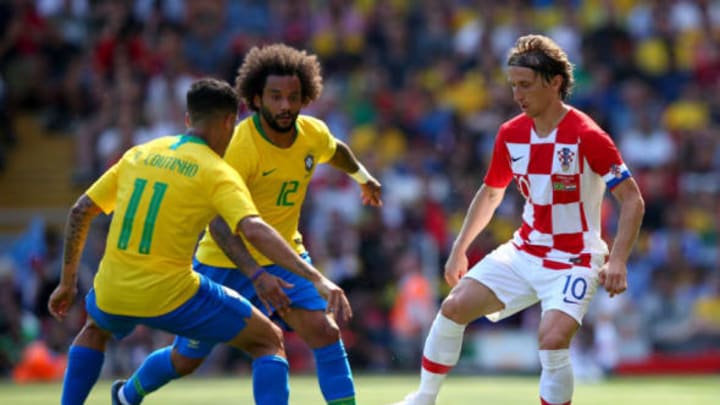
left=598, top=259, right=628, bottom=298
left=313, top=277, right=353, bottom=324
left=444, top=250, right=469, bottom=288
left=48, top=283, right=77, bottom=322
left=253, top=271, right=294, bottom=316
left=359, top=178, right=383, bottom=207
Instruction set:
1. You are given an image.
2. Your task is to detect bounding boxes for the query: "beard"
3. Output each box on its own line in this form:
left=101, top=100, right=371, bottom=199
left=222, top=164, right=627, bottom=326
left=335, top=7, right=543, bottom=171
left=260, top=105, right=297, bottom=133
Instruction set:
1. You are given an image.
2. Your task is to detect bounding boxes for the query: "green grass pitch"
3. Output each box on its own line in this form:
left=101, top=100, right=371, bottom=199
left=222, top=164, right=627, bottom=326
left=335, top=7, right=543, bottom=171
left=1, top=374, right=718, bottom=404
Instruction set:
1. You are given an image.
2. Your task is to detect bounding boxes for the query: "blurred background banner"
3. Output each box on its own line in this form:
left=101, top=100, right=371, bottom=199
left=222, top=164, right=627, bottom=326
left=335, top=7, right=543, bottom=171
left=0, top=0, right=719, bottom=384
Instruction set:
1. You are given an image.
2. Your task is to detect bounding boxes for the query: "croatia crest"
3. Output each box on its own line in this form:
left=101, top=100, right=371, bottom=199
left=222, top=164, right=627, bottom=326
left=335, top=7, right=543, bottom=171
left=557, top=147, right=575, bottom=172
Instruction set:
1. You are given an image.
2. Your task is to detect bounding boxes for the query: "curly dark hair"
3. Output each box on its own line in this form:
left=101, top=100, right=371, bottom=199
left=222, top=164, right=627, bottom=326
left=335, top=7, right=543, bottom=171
left=235, top=43, right=323, bottom=111
left=507, top=34, right=575, bottom=100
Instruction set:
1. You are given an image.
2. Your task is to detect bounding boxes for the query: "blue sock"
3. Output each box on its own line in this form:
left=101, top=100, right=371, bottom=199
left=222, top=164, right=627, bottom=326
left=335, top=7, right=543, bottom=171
left=121, top=347, right=179, bottom=405
left=61, top=345, right=105, bottom=405
left=252, top=355, right=289, bottom=405
left=313, top=340, right=356, bottom=404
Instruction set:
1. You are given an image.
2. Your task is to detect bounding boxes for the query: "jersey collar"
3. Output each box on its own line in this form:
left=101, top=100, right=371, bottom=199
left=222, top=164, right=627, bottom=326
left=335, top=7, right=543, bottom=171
left=170, top=134, right=208, bottom=150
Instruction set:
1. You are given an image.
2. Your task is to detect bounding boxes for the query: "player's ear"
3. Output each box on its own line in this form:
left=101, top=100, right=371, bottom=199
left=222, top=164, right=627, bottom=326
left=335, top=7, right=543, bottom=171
left=551, top=74, right=563, bottom=92
left=225, top=113, right=236, bottom=130
left=253, top=94, right=261, bottom=110
left=184, top=112, right=191, bottom=128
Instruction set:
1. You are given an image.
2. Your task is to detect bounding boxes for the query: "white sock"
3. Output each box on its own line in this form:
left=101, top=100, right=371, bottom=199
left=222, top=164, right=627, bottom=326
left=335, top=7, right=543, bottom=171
left=417, top=313, right=466, bottom=397
left=539, top=349, right=573, bottom=404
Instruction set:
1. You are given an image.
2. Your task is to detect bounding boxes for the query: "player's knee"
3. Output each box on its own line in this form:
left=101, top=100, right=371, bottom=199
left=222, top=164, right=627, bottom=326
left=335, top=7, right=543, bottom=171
left=250, top=322, right=285, bottom=359
left=268, top=322, right=284, bottom=349
left=538, top=330, right=572, bottom=350
left=262, top=323, right=285, bottom=356
left=440, top=295, right=470, bottom=324
left=303, top=314, right=341, bottom=348
left=538, top=312, right=578, bottom=350
left=171, top=352, right=203, bottom=376
left=75, top=319, right=111, bottom=348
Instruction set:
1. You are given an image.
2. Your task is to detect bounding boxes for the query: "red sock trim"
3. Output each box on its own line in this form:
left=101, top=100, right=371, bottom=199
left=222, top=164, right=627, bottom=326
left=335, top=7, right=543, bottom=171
left=540, top=397, right=570, bottom=405
left=421, top=356, right=453, bottom=374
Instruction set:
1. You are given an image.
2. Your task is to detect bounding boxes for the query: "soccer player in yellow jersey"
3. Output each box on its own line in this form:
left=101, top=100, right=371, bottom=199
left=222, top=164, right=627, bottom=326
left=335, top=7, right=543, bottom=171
left=124, top=44, right=382, bottom=405
left=48, top=78, right=350, bottom=405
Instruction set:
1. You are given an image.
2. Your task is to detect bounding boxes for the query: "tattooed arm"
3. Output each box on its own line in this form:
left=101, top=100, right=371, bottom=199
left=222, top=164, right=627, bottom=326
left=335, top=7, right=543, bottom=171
left=48, top=194, right=102, bottom=321
left=209, top=215, right=293, bottom=314
left=209, top=216, right=264, bottom=278
left=213, top=215, right=323, bottom=282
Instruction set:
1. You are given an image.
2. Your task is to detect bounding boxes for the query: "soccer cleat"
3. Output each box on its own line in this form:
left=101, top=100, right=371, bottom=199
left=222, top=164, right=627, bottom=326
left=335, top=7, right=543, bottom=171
left=388, top=391, right=436, bottom=405
left=111, top=379, right=127, bottom=405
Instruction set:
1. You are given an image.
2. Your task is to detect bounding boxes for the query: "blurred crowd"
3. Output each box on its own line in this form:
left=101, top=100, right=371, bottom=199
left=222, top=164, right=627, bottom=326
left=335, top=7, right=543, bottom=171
left=1, top=0, right=720, bottom=381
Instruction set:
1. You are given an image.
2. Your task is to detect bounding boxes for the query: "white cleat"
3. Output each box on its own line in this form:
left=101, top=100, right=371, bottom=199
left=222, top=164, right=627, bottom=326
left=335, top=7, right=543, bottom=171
left=388, top=391, right=437, bottom=405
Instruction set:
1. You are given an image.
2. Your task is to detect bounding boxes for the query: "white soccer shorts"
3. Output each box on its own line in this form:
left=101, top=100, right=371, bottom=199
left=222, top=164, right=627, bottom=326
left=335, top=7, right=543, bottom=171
left=465, top=242, right=603, bottom=324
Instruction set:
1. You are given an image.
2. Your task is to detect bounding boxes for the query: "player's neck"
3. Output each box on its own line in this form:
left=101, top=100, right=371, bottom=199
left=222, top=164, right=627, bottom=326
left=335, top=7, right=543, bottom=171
left=184, top=128, right=208, bottom=144
left=533, top=103, right=569, bottom=137
left=185, top=127, right=225, bottom=155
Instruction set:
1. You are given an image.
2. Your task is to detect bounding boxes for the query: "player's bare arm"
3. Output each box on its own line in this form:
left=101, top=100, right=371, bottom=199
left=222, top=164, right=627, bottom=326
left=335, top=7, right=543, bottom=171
left=209, top=216, right=266, bottom=278
left=209, top=215, right=293, bottom=314
left=48, top=194, right=102, bottom=321
left=235, top=216, right=353, bottom=322
left=445, top=184, right=505, bottom=286
left=600, top=178, right=645, bottom=297
left=328, top=140, right=382, bottom=207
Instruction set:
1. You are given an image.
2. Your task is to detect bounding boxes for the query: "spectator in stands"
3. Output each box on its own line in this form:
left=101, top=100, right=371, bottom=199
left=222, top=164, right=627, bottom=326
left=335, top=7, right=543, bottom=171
left=0, top=256, right=22, bottom=376
left=389, top=250, right=436, bottom=369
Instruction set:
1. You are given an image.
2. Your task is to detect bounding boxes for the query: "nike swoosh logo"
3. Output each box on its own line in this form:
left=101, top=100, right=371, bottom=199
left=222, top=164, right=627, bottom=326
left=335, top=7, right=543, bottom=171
left=511, top=156, right=523, bottom=162
left=261, top=168, right=277, bottom=176
left=563, top=297, right=580, bottom=305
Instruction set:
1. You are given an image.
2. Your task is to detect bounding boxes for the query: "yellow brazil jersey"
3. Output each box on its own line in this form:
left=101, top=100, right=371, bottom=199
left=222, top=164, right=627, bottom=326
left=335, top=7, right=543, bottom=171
left=87, top=135, right=259, bottom=317
left=196, top=114, right=337, bottom=267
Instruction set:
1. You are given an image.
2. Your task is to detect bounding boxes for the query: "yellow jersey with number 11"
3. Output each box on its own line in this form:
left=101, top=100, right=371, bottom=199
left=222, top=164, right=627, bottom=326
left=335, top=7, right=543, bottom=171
left=87, top=135, right=258, bottom=317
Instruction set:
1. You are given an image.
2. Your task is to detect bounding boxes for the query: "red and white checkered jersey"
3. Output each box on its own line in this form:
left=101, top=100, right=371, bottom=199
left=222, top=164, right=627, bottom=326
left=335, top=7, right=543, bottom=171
left=484, top=107, right=631, bottom=268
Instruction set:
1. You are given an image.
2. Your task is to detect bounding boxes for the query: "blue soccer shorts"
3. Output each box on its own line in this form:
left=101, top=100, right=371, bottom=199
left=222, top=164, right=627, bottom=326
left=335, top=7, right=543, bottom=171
left=85, top=274, right=253, bottom=343
left=174, top=252, right=327, bottom=359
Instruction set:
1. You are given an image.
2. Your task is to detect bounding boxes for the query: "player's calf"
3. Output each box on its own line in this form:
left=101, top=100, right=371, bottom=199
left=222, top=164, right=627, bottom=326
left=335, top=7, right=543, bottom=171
left=226, top=307, right=289, bottom=405
left=170, top=349, right=203, bottom=376
left=539, top=349, right=573, bottom=405
left=227, top=309, right=285, bottom=359
left=285, top=309, right=355, bottom=404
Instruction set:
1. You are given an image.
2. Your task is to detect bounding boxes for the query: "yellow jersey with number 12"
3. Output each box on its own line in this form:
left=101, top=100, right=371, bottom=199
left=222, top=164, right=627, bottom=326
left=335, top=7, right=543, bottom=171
left=87, top=135, right=259, bottom=317
left=196, top=114, right=337, bottom=267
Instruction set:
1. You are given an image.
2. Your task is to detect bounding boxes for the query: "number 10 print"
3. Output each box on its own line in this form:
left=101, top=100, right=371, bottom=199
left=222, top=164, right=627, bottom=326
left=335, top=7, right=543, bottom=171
left=562, top=274, right=587, bottom=301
